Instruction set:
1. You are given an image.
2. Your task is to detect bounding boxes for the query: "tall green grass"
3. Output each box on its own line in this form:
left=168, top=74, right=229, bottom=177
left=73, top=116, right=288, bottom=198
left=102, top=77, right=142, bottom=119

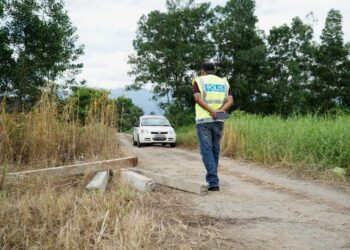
left=177, top=113, right=350, bottom=175
left=176, top=125, right=199, bottom=148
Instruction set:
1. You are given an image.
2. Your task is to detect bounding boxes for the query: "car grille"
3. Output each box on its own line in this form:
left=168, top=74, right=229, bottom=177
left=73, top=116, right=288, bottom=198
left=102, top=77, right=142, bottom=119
left=153, top=137, right=167, bottom=141
left=151, top=132, right=168, bottom=134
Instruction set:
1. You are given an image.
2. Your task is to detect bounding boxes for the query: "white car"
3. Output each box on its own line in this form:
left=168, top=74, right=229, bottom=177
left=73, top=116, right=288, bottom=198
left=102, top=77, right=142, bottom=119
left=133, top=116, right=176, bottom=147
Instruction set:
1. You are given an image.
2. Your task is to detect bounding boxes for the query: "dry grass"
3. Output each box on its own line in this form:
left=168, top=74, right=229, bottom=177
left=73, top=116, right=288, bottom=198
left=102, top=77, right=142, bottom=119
left=0, top=174, right=232, bottom=250
left=0, top=91, right=121, bottom=172
left=0, top=91, right=233, bottom=249
left=0, top=175, right=144, bottom=249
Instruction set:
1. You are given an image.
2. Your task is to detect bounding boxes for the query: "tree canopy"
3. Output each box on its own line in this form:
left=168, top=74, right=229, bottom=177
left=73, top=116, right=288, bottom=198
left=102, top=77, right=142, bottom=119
left=212, top=0, right=267, bottom=113
left=311, top=9, right=350, bottom=112
left=128, top=0, right=215, bottom=114
left=0, top=0, right=84, bottom=109
left=267, top=17, right=315, bottom=115
left=115, top=96, right=144, bottom=132
left=129, top=0, right=350, bottom=125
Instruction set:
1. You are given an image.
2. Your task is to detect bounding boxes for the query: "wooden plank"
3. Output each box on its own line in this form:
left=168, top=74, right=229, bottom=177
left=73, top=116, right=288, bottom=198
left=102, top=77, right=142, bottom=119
left=85, top=171, right=110, bottom=193
left=129, top=168, right=208, bottom=195
left=8, top=157, right=138, bottom=178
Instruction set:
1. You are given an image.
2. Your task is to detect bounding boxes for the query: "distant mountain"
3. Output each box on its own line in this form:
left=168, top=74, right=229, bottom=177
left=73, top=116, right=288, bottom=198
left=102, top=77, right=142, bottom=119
left=109, top=88, right=164, bottom=115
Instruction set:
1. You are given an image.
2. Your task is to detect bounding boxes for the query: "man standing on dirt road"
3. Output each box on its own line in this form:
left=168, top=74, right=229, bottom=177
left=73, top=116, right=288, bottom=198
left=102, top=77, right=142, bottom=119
left=192, top=62, right=234, bottom=191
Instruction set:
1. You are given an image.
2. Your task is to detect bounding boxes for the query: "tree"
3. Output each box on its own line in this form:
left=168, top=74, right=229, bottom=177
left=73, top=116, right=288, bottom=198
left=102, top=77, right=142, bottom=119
left=115, top=96, right=143, bottom=132
left=212, top=0, right=268, bottom=113
left=342, top=43, right=350, bottom=108
left=311, top=9, right=350, bottom=111
left=0, top=0, right=14, bottom=96
left=164, top=102, right=194, bottom=127
left=1, top=0, right=84, bottom=108
left=267, top=17, right=315, bottom=115
left=68, top=87, right=110, bottom=124
left=129, top=1, right=350, bottom=119
left=128, top=0, right=215, bottom=113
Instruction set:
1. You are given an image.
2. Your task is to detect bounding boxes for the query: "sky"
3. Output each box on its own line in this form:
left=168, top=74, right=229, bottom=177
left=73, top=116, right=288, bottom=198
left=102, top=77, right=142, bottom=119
left=65, top=0, right=350, bottom=90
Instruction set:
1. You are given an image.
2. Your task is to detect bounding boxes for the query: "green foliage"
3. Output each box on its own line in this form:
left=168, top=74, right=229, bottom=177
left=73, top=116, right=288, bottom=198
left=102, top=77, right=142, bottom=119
left=128, top=0, right=215, bottom=112
left=69, top=87, right=110, bottom=124
left=311, top=9, right=350, bottom=112
left=0, top=0, right=13, bottom=96
left=129, top=1, right=350, bottom=123
left=115, top=96, right=143, bottom=132
left=267, top=17, right=315, bottom=115
left=0, top=0, right=84, bottom=108
left=225, top=114, right=350, bottom=170
left=0, top=0, right=4, bottom=16
left=175, top=125, right=197, bottom=148
left=164, top=103, right=194, bottom=128
left=177, top=113, right=350, bottom=174
left=212, top=0, right=268, bottom=113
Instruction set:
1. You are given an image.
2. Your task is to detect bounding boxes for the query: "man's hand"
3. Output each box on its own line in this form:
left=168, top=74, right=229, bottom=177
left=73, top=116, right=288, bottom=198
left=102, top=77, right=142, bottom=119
left=194, top=94, right=234, bottom=119
left=209, top=109, right=218, bottom=119
left=219, top=96, right=234, bottom=112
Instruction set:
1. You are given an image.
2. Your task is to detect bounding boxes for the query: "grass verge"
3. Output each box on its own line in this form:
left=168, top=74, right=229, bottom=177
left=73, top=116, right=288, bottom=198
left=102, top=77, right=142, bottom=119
left=0, top=91, right=121, bottom=172
left=176, top=113, right=350, bottom=180
left=0, top=90, right=231, bottom=249
left=0, top=174, right=231, bottom=249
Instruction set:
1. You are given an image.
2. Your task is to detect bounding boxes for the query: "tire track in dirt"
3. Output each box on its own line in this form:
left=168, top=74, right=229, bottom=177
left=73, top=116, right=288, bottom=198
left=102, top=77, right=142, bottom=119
left=220, top=167, right=350, bottom=214
left=119, top=133, right=350, bottom=250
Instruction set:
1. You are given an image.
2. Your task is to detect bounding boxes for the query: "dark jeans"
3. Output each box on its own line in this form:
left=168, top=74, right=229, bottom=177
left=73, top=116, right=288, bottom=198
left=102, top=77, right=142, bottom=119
left=196, top=122, right=224, bottom=187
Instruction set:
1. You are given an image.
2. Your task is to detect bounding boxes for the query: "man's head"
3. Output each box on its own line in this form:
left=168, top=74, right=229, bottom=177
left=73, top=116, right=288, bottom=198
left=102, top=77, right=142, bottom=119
left=200, top=61, right=215, bottom=75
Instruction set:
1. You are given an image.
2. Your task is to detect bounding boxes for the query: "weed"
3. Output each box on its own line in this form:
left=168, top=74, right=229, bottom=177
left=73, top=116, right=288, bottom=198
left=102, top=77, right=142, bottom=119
left=177, top=113, right=350, bottom=178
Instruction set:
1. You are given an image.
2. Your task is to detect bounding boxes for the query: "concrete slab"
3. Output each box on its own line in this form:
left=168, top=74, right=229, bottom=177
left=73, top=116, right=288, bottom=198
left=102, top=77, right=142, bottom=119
left=128, top=168, right=208, bottom=195
left=121, top=170, right=155, bottom=192
left=85, top=171, right=110, bottom=193
left=8, top=156, right=138, bottom=178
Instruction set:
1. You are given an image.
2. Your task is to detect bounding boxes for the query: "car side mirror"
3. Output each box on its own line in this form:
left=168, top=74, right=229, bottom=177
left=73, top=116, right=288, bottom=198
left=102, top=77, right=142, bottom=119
left=133, top=121, right=139, bottom=127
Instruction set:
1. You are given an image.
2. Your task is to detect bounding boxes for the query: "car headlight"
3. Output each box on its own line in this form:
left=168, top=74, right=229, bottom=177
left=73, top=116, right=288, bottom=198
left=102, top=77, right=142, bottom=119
left=169, top=130, right=174, bottom=135
left=141, top=130, right=150, bottom=134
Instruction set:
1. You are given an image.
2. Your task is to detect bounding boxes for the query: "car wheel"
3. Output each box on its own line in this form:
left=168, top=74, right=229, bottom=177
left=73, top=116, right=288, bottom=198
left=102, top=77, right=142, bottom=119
left=137, top=137, right=143, bottom=147
left=132, top=136, right=137, bottom=146
left=170, top=143, right=176, bottom=148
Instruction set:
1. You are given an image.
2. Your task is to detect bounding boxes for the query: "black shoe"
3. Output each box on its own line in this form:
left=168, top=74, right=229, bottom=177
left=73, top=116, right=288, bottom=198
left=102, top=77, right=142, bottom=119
left=208, top=186, right=220, bottom=191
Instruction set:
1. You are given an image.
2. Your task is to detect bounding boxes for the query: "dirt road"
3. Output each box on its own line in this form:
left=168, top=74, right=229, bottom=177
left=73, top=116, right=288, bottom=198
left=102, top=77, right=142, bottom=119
left=119, top=134, right=350, bottom=249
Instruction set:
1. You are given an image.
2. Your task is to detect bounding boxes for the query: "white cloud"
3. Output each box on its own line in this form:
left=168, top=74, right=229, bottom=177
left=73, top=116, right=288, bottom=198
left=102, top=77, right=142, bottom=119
left=256, top=0, right=350, bottom=41
left=66, top=0, right=167, bottom=89
left=65, top=0, right=350, bottom=89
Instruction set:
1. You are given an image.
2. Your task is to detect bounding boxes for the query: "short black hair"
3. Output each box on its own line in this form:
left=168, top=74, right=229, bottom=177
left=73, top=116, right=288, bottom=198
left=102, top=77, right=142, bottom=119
left=201, top=61, right=215, bottom=72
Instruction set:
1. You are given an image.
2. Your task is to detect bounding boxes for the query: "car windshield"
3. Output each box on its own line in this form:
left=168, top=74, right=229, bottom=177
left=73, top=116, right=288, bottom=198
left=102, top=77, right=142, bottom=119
left=141, top=117, right=170, bottom=126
